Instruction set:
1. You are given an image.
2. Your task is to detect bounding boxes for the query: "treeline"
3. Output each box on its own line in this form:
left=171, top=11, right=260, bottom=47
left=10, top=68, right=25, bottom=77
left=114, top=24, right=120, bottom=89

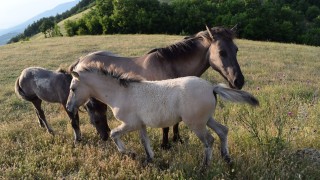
left=9, top=0, right=320, bottom=46
left=8, top=0, right=95, bottom=43
left=64, top=0, right=320, bottom=46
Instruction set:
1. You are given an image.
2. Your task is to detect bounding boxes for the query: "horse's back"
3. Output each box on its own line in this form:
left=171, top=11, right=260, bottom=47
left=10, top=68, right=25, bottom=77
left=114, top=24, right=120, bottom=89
left=127, top=77, right=215, bottom=128
left=18, top=67, right=69, bottom=103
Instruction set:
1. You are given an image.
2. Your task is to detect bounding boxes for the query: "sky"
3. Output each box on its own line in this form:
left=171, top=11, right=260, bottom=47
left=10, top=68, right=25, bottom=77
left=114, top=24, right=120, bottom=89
left=0, top=0, right=76, bottom=29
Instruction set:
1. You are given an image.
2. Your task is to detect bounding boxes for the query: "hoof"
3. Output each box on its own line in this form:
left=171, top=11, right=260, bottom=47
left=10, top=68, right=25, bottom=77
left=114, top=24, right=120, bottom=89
left=161, top=143, right=172, bottom=150
left=48, top=129, right=55, bottom=135
left=200, top=164, right=209, bottom=173
left=74, top=138, right=82, bottom=144
left=142, top=157, right=153, bottom=167
left=124, top=151, right=136, bottom=160
left=101, top=136, right=109, bottom=141
left=223, top=155, right=232, bottom=165
left=173, top=135, right=183, bottom=144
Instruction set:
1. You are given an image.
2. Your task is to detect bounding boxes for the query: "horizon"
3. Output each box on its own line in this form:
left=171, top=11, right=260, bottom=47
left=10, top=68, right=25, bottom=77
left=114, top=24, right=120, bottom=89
left=0, top=0, right=77, bottom=30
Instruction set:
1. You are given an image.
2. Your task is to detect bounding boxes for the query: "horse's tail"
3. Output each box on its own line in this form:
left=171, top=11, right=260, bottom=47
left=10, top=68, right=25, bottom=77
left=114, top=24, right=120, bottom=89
left=212, top=83, right=259, bottom=106
left=15, top=77, right=36, bottom=101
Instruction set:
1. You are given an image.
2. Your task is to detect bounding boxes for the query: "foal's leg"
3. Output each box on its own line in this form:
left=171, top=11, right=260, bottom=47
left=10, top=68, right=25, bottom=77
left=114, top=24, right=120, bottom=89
left=189, top=125, right=214, bottom=167
left=207, top=117, right=231, bottom=164
left=140, top=125, right=154, bottom=162
left=64, top=107, right=81, bottom=142
left=110, top=123, right=138, bottom=157
left=31, top=98, right=54, bottom=134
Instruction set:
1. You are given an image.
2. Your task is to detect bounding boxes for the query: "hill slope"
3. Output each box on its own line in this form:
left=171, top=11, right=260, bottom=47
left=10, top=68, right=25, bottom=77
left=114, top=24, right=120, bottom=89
left=0, top=35, right=319, bottom=179
left=0, top=0, right=80, bottom=45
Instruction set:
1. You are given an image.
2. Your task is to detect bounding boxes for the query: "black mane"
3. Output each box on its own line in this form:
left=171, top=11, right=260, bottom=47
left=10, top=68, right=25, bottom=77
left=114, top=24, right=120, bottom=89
left=149, top=27, right=234, bottom=60
left=151, top=37, right=200, bottom=60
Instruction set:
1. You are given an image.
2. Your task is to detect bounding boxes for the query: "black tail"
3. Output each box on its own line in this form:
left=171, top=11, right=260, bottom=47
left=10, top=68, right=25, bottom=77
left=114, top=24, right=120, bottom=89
left=14, top=77, right=37, bottom=101
left=213, top=84, right=259, bottom=106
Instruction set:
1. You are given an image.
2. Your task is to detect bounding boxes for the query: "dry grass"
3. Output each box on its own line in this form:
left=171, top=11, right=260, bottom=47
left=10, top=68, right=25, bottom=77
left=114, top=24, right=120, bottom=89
left=0, top=35, right=319, bottom=179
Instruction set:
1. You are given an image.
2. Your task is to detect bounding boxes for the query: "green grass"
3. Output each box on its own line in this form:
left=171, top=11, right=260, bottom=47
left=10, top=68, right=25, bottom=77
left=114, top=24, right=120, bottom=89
left=0, top=35, right=319, bottom=179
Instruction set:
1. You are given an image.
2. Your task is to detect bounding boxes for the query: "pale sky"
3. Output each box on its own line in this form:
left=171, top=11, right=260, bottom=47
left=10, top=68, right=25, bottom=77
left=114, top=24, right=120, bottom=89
left=0, top=0, right=76, bottom=29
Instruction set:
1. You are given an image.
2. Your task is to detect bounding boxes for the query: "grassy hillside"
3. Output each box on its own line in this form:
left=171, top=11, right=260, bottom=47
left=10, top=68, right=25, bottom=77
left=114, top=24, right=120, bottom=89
left=0, top=35, right=319, bottom=179
left=31, top=8, right=93, bottom=40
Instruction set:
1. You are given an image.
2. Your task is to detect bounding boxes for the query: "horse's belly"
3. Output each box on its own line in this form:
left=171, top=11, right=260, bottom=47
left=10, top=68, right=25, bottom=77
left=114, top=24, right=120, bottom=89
left=141, top=113, right=180, bottom=128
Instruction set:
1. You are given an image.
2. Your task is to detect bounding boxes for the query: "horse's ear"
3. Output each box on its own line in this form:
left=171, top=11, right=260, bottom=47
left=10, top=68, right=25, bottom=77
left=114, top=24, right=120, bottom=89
left=230, top=24, right=238, bottom=33
left=205, top=25, right=214, bottom=40
left=71, top=71, right=80, bottom=80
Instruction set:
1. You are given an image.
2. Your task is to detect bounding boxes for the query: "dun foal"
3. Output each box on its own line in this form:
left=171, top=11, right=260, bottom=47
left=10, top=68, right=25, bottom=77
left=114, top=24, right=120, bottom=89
left=66, top=63, right=259, bottom=166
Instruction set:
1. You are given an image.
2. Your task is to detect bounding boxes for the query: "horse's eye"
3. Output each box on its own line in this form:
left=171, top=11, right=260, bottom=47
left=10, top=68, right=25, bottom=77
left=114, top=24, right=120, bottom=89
left=219, top=50, right=227, bottom=57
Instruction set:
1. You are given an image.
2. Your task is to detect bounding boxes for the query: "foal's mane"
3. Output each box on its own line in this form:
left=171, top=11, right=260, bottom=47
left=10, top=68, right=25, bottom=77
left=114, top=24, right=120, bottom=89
left=56, top=67, right=72, bottom=81
left=79, top=62, right=143, bottom=87
left=150, top=27, right=235, bottom=60
left=56, top=68, right=69, bottom=74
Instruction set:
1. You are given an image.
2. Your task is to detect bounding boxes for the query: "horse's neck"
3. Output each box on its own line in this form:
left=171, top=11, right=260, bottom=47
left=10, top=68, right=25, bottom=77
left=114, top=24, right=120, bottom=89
left=86, top=74, right=128, bottom=108
left=143, top=46, right=210, bottom=79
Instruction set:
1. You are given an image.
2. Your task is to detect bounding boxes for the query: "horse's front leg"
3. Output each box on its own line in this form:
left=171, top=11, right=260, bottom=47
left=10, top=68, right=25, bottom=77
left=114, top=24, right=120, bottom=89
left=140, top=125, right=154, bottom=163
left=110, top=123, right=137, bottom=158
left=65, top=108, right=82, bottom=142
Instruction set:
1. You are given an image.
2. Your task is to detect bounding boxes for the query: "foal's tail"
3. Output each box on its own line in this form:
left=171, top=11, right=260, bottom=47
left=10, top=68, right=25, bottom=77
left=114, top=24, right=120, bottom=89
left=213, top=84, right=259, bottom=106
left=15, top=77, right=36, bottom=101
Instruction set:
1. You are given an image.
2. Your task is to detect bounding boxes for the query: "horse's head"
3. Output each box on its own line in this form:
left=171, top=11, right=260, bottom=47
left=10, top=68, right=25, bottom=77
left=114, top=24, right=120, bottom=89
left=205, top=26, right=244, bottom=89
left=66, top=71, right=91, bottom=114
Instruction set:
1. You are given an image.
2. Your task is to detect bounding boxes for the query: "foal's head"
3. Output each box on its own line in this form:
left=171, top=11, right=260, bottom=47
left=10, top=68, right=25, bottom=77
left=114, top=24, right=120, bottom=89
left=66, top=63, right=143, bottom=113
left=204, top=26, right=244, bottom=89
left=66, top=71, right=90, bottom=114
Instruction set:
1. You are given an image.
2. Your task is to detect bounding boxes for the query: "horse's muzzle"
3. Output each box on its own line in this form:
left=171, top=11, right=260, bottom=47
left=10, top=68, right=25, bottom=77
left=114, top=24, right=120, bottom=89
left=233, top=76, right=244, bottom=89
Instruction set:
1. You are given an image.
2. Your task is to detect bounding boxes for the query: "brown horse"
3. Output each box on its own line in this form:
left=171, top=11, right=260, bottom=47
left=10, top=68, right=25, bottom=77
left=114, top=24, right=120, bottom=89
left=14, top=67, right=109, bottom=141
left=70, top=26, right=244, bottom=149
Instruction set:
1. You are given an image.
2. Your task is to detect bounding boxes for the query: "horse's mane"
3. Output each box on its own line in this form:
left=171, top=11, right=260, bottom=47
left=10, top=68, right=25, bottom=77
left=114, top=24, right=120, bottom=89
left=151, top=36, right=199, bottom=60
left=56, top=68, right=69, bottom=74
left=79, top=62, right=143, bottom=87
left=68, top=59, right=80, bottom=73
left=150, top=27, right=235, bottom=60
left=197, top=27, right=235, bottom=41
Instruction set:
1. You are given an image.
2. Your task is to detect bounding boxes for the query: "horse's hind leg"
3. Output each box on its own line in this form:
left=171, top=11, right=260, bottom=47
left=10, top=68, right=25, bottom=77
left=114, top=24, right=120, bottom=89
left=207, top=117, right=231, bottom=164
left=186, top=122, right=214, bottom=167
left=173, top=123, right=183, bottom=143
left=140, top=125, right=154, bottom=162
left=31, top=98, right=54, bottom=134
left=65, top=108, right=81, bottom=142
left=161, top=127, right=170, bottom=149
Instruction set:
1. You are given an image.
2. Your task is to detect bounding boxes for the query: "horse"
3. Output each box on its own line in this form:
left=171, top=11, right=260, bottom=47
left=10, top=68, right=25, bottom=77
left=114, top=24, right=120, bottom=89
left=70, top=26, right=245, bottom=149
left=14, top=67, right=109, bottom=141
left=65, top=62, right=258, bottom=167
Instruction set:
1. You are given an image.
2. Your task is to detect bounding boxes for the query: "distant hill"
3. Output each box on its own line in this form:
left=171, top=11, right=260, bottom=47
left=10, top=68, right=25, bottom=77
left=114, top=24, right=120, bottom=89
left=0, top=0, right=80, bottom=45
left=0, top=32, right=20, bottom=45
